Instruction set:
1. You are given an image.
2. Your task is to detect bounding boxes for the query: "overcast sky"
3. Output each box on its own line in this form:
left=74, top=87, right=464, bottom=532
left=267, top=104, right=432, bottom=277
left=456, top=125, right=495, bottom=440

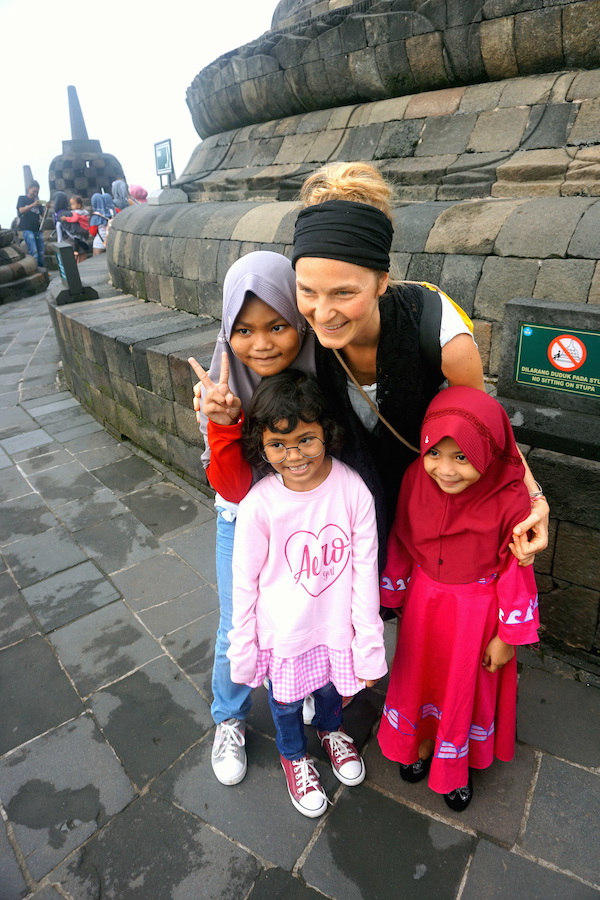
left=2, top=0, right=279, bottom=230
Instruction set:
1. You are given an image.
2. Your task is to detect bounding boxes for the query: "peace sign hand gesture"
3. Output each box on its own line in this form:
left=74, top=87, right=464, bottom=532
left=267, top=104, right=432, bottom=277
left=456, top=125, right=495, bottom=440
left=188, top=353, right=243, bottom=426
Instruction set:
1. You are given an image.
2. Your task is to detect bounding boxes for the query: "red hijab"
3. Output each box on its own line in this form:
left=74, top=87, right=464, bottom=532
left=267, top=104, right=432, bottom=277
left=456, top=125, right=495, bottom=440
left=394, top=386, right=529, bottom=584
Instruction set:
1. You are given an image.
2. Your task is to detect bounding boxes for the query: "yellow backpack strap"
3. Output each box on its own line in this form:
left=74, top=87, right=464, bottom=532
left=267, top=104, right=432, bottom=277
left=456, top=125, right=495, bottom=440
left=419, top=281, right=474, bottom=333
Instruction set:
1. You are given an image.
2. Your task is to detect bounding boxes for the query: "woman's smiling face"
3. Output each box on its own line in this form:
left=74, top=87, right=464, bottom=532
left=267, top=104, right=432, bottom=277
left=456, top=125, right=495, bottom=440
left=229, top=294, right=300, bottom=376
left=295, top=257, right=388, bottom=349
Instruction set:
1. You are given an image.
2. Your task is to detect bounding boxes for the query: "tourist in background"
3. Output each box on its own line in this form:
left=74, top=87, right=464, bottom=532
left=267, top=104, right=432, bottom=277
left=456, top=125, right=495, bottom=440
left=60, top=195, right=90, bottom=263
left=52, top=191, right=71, bottom=243
left=129, top=184, right=148, bottom=204
left=89, top=193, right=111, bottom=255
left=111, top=179, right=132, bottom=212
left=16, top=181, right=46, bottom=268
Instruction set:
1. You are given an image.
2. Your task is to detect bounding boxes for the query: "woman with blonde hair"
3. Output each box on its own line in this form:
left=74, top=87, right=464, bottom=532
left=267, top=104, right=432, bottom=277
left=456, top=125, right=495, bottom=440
left=291, top=162, right=548, bottom=566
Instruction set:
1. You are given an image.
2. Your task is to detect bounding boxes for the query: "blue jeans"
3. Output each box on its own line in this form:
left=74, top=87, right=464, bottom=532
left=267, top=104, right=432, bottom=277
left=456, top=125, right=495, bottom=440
left=269, top=680, right=343, bottom=760
left=23, top=230, right=45, bottom=267
left=211, top=509, right=253, bottom=724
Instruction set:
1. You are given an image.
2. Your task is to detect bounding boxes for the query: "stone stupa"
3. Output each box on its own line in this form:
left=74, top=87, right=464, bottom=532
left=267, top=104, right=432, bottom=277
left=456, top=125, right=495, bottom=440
left=48, top=86, right=125, bottom=203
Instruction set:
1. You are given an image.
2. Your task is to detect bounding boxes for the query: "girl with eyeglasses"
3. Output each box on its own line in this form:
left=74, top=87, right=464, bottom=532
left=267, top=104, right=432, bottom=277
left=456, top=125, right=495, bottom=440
left=227, top=369, right=387, bottom=817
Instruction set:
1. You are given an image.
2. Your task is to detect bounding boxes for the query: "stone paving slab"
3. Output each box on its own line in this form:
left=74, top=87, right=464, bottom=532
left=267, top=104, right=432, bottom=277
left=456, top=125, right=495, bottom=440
left=0, top=635, right=84, bottom=755
left=13, top=446, right=74, bottom=475
left=164, top=518, right=218, bottom=584
left=0, top=493, right=58, bottom=545
left=461, top=839, right=600, bottom=900
left=303, top=787, right=474, bottom=900
left=3, top=526, right=88, bottom=589
left=52, top=487, right=131, bottom=532
left=21, top=561, right=120, bottom=632
left=72, top=512, right=161, bottom=574
left=52, top=794, right=261, bottom=900
left=363, top=737, right=537, bottom=847
left=137, top=586, right=219, bottom=637
left=89, top=453, right=163, bottom=495
left=0, top=822, right=28, bottom=900
left=118, top=481, right=214, bottom=539
left=25, top=460, right=104, bottom=507
left=522, top=755, right=600, bottom=885
left=0, top=429, right=54, bottom=455
left=162, top=610, right=218, bottom=696
left=155, top=727, right=339, bottom=871
left=0, top=714, right=135, bottom=882
left=0, top=571, right=40, bottom=649
left=109, top=551, right=208, bottom=610
left=516, top=667, right=600, bottom=767
left=87, top=655, right=212, bottom=787
left=48, top=602, right=163, bottom=698
left=0, top=466, right=34, bottom=502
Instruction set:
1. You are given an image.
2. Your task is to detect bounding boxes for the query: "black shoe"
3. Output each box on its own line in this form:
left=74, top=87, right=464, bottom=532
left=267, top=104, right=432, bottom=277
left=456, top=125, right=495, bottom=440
left=399, top=754, right=432, bottom=783
left=444, top=775, right=473, bottom=812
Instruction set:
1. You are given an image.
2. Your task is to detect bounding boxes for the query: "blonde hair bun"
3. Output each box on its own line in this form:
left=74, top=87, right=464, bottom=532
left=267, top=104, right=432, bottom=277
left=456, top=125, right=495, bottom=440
left=299, top=162, right=394, bottom=222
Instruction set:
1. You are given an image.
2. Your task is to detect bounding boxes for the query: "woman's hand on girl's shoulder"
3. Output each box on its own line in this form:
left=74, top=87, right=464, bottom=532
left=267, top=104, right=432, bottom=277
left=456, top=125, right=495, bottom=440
left=509, top=497, right=549, bottom=566
left=189, top=353, right=242, bottom=426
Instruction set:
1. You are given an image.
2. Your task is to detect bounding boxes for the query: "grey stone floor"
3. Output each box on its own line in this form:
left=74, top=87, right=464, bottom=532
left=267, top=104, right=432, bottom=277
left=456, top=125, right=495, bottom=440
left=1, top=259, right=599, bottom=900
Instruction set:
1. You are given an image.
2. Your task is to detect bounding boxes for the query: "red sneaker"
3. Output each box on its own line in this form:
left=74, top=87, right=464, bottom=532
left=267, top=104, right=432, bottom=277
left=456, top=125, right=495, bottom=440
left=318, top=728, right=366, bottom=786
left=280, top=754, right=329, bottom=818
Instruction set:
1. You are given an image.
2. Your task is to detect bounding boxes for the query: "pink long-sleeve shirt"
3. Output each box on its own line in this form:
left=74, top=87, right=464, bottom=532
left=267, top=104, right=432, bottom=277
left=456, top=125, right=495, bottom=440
left=228, top=458, right=387, bottom=686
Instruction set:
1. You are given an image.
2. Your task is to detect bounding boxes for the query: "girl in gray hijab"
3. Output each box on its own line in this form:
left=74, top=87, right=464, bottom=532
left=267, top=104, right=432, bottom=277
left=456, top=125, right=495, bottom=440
left=189, top=250, right=315, bottom=788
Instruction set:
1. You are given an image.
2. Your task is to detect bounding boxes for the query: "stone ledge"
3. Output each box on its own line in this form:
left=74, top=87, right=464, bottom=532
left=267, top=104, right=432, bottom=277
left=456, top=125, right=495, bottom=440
left=48, top=295, right=218, bottom=491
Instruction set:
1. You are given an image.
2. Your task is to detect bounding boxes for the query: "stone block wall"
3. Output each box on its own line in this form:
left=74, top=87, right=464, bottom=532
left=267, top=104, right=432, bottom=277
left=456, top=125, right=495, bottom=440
left=108, top=190, right=600, bottom=380
left=178, top=69, right=600, bottom=201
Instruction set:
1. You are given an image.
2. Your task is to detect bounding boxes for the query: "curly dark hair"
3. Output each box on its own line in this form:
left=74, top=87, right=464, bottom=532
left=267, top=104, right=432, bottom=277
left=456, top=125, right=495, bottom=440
left=243, top=370, right=344, bottom=472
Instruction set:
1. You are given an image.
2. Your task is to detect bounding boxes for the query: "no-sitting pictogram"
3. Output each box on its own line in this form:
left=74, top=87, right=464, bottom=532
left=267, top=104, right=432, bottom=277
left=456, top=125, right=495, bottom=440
left=547, top=334, right=587, bottom=372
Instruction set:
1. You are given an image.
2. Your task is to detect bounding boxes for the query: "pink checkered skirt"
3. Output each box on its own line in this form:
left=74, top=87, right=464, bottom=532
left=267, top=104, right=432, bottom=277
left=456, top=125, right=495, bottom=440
left=248, top=645, right=363, bottom=703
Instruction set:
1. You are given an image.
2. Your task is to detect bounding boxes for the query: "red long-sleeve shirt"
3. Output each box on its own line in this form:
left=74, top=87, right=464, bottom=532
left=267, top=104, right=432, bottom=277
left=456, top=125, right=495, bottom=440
left=205, top=415, right=252, bottom=503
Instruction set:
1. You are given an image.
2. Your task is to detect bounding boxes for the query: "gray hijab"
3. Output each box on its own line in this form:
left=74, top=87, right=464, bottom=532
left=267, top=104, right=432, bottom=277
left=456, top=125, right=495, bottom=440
left=200, top=250, right=315, bottom=468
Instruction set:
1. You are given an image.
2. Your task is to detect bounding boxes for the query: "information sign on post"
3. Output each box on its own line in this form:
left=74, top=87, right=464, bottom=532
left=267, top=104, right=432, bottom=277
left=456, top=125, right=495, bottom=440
left=497, top=298, right=600, bottom=461
left=154, top=139, right=174, bottom=187
left=514, top=323, right=600, bottom=400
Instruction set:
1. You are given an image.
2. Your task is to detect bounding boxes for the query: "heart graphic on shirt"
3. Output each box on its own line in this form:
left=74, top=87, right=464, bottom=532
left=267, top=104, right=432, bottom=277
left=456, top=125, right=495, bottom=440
left=285, top=524, right=351, bottom=597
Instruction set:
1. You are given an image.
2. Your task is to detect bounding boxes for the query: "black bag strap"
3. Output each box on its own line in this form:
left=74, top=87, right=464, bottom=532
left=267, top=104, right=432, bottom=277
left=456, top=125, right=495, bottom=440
left=418, top=283, right=443, bottom=382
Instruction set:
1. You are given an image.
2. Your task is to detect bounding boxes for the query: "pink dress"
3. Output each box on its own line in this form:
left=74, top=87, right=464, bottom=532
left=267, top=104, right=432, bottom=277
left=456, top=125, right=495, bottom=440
left=378, top=557, right=539, bottom=794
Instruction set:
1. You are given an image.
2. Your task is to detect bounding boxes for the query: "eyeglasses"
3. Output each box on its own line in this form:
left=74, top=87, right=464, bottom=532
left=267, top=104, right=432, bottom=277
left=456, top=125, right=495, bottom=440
left=261, top=436, right=325, bottom=464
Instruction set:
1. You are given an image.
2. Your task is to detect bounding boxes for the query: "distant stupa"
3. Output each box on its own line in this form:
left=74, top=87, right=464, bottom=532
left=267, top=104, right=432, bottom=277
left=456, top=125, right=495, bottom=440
left=48, top=86, right=125, bottom=201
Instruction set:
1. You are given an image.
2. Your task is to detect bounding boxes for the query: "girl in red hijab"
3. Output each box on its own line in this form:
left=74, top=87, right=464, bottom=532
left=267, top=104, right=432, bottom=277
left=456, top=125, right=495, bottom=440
left=378, top=386, right=540, bottom=812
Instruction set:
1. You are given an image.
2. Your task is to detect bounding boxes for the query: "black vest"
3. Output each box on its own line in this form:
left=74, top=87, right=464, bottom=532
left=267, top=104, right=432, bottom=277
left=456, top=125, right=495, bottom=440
left=315, top=283, right=441, bottom=566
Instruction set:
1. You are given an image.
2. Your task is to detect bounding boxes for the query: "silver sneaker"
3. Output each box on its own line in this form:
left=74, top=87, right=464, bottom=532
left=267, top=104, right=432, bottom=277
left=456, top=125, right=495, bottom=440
left=211, top=718, right=247, bottom=785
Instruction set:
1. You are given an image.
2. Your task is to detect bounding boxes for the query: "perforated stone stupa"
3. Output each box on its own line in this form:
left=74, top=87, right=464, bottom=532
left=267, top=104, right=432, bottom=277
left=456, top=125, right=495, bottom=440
left=49, top=86, right=125, bottom=203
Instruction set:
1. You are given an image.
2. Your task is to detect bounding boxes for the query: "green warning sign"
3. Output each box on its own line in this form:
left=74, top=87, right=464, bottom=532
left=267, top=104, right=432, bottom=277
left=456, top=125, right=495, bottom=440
left=515, top=322, right=600, bottom=400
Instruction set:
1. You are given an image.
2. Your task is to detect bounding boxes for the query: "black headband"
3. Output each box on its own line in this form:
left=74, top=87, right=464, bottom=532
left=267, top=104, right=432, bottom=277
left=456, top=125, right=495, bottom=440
left=291, top=199, right=393, bottom=272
